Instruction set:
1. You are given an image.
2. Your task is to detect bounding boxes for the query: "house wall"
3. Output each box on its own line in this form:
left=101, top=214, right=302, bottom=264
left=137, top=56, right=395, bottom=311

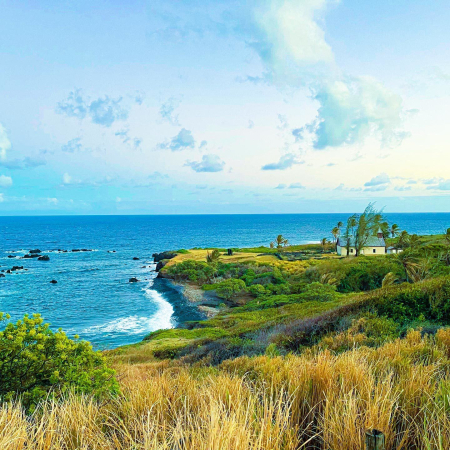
left=337, top=246, right=386, bottom=256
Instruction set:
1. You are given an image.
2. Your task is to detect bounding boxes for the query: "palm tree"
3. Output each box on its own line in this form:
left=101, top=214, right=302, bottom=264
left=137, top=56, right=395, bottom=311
left=409, top=234, right=421, bottom=250
left=272, top=235, right=288, bottom=249
left=382, top=272, right=398, bottom=288
left=321, top=237, right=330, bottom=253
left=398, top=230, right=410, bottom=249
left=398, top=251, right=421, bottom=283
left=331, top=226, right=340, bottom=244
left=206, top=249, right=221, bottom=263
left=390, top=223, right=400, bottom=238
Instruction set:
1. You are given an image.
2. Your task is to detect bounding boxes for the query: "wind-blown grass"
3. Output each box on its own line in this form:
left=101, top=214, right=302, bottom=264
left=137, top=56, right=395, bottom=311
left=3, top=328, right=450, bottom=449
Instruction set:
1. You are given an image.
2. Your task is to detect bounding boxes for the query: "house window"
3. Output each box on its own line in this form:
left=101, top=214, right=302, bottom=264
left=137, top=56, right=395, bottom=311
left=373, top=249, right=376, bottom=253
left=350, top=249, right=354, bottom=253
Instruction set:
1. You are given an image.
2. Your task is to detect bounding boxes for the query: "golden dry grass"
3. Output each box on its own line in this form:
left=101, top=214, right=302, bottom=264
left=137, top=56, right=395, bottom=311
left=165, top=249, right=278, bottom=268
left=3, top=329, right=450, bottom=449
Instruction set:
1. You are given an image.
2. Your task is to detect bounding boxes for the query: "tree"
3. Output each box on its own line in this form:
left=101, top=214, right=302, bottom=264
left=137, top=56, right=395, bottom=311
left=206, top=249, right=221, bottom=263
left=214, top=279, right=246, bottom=300
left=353, top=203, right=385, bottom=256
left=343, top=215, right=357, bottom=257
left=321, top=237, right=331, bottom=252
left=398, top=251, right=422, bottom=283
left=271, top=235, right=289, bottom=249
left=0, top=313, right=118, bottom=411
left=382, top=272, right=398, bottom=288
left=331, top=226, right=340, bottom=247
left=398, top=230, right=410, bottom=249
left=409, top=234, right=421, bottom=250
left=390, top=223, right=400, bottom=238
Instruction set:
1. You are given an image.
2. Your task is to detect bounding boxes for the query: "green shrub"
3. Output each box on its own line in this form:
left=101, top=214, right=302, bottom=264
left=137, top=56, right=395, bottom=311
left=0, top=313, right=118, bottom=411
left=166, top=260, right=217, bottom=283
left=214, top=279, right=247, bottom=300
left=298, top=282, right=339, bottom=302
left=248, top=284, right=267, bottom=297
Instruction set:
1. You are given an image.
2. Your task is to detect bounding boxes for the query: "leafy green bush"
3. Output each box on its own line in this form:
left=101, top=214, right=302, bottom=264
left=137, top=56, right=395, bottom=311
left=0, top=313, right=119, bottom=411
left=297, top=282, right=339, bottom=302
left=369, top=277, right=450, bottom=323
left=305, top=257, right=403, bottom=293
left=214, top=279, right=247, bottom=300
left=165, top=260, right=217, bottom=283
left=248, top=284, right=267, bottom=297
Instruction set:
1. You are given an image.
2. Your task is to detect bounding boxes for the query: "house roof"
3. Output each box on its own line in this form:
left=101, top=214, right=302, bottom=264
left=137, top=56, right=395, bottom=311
left=337, top=235, right=386, bottom=247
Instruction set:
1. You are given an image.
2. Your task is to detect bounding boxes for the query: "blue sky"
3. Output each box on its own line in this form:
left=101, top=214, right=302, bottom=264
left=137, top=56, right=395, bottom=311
left=1, top=0, right=450, bottom=214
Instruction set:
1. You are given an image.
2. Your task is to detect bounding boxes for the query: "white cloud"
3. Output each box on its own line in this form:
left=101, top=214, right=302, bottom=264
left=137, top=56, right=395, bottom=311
left=47, top=197, right=58, bottom=205
left=160, top=128, right=196, bottom=151
left=294, top=76, right=408, bottom=149
left=63, top=173, right=72, bottom=184
left=62, top=138, right=83, bottom=153
left=365, top=173, right=391, bottom=187
left=0, top=193, right=3, bottom=202
left=0, top=124, right=11, bottom=160
left=159, top=97, right=180, bottom=126
left=253, top=0, right=335, bottom=82
left=249, top=0, right=408, bottom=150
left=57, top=89, right=131, bottom=127
left=289, top=182, right=305, bottom=189
left=0, top=175, right=12, bottom=187
left=185, top=154, right=225, bottom=172
left=261, top=153, right=303, bottom=170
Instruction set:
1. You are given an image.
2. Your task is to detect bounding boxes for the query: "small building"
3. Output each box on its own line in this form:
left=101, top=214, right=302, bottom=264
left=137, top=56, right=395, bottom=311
left=336, top=229, right=386, bottom=256
left=387, top=246, right=403, bottom=254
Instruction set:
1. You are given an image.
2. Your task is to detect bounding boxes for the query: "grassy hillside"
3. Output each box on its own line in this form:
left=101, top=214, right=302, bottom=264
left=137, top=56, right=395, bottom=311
left=3, top=233, right=450, bottom=449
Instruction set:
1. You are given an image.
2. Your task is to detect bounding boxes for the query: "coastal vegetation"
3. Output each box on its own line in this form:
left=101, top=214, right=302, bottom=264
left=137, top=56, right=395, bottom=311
left=3, top=212, right=450, bottom=448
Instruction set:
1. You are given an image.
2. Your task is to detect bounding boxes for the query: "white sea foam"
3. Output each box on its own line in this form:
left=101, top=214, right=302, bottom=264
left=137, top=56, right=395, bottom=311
left=82, top=280, right=174, bottom=336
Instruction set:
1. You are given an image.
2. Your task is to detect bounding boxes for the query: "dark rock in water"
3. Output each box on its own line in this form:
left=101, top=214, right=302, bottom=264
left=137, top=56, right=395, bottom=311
left=38, top=255, right=50, bottom=261
left=129, top=277, right=139, bottom=283
left=152, top=251, right=177, bottom=263
left=72, top=249, right=81, bottom=252
left=11, top=266, right=24, bottom=271
left=133, top=257, right=140, bottom=260
left=0, top=273, right=5, bottom=278
left=29, top=249, right=41, bottom=254
left=23, top=253, right=39, bottom=259
left=63, top=250, right=68, bottom=252
left=6, top=270, right=11, bottom=274
left=7, top=255, right=15, bottom=258
left=50, top=279, right=57, bottom=284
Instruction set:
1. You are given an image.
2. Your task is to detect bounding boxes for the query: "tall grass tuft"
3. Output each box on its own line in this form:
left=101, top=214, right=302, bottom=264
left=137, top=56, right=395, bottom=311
left=3, top=329, right=450, bottom=449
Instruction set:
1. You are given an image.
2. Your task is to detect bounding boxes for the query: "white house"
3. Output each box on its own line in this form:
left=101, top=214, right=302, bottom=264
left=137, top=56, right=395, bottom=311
left=336, top=229, right=387, bottom=256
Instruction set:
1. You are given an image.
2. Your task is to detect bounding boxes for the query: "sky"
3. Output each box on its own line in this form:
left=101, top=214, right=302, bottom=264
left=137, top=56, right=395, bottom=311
left=1, top=0, right=450, bottom=215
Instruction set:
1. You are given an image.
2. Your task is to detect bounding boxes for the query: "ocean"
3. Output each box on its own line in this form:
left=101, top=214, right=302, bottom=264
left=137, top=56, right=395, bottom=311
left=1, top=213, right=449, bottom=348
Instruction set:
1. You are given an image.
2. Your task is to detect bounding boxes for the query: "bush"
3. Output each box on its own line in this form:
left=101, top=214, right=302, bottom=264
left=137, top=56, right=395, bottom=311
left=248, top=284, right=267, bottom=297
left=214, top=279, right=247, bottom=300
left=297, top=282, right=339, bottom=302
left=0, top=313, right=118, bottom=411
left=166, top=260, right=217, bottom=283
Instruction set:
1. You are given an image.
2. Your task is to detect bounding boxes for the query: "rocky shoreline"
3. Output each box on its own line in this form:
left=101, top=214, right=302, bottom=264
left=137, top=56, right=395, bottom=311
left=152, top=251, right=221, bottom=319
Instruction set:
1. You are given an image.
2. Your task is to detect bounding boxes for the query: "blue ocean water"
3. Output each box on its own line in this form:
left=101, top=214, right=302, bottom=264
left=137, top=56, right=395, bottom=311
left=1, top=213, right=449, bottom=348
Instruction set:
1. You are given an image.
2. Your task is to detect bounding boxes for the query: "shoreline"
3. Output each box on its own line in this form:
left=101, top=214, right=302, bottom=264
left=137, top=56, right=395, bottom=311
left=165, top=279, right=221, bottom=318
